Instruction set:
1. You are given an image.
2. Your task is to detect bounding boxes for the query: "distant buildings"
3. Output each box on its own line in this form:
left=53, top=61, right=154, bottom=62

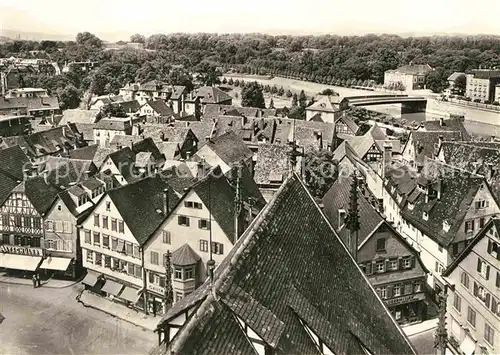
left=0, top=96, right=61, bottom=117
left=443, top=218, right=500, bottom=355
left=384, top=64, right=433, bottom=90
left=5, top=88, right=49, bottom=98
left=119, top=81, right=187, bottom=111
left=305, top=95, right=341, bottom=123
left=465, top=70, right=500, bottom=103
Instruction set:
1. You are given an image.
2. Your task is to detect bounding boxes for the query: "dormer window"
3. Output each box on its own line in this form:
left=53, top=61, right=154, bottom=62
left=397, top=194, right=402, bottom=203
left=338, top=209, right=346, bottom=228
left=78, top=195, right=88, bottom=206
left=297, top=317, right=336, bottom=355
left=443, top=221, right=450, bottom=232
left=422, top=212, right=429, bottom=221
left=408, top=202, right=414, bottom=210
left=391, top=186, right=396, bottom=194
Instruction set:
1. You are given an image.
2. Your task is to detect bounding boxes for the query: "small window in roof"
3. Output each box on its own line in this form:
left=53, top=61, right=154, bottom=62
left=268, top=171, right=283, bottom=183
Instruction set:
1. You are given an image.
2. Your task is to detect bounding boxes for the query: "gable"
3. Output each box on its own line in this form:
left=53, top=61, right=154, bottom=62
left=1, top=192, right=39, bottom=216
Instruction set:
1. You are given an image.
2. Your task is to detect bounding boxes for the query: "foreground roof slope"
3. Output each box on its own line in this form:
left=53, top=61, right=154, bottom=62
left=153, top=173, right=416, bottom=355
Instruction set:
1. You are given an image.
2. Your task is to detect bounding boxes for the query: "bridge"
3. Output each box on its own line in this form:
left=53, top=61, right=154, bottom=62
left=340, top=94, right=427, bottom=117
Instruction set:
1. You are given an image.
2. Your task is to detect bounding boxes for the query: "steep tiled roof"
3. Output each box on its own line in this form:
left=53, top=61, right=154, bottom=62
left=155, top=142, right=180, bottom=160
left=74, top=123, right=95, bottom=141
left=171, top=121, right=214, bottom=142
left=0, top=135, right=35, bottom=157
left=202, top=131, right=253, bottom=166
left=408, top=131, right=465, bottom=165
left=106, top=147, right=137, bottom=183
left=132, top=137, right=165, bottom=165
left=26, top=124, right=82, bottom=156
left=386, top=160, right=486, bottom=246
left=153, top=173, right=415, bottom=355
left=141, top=124, right=194, bottom=145
left=447, top=72, right=465, bottom=82
left=254, top=144, right=292, bottom=185
left=93, top=118, right=130, bottom=131
left=12, top=176, right=61, bottom=215
left=274, top=118, right=335, bottom=152
left=144, top=99, right=174, bottom=117
left=306, top=95, right=337, bottom=113
left=106, top=176, right=179, bottom=245
left=171, top=244, right=201, bottom=266
left=0, top=145, right=32, bottom=205
left=43, top=156, right=97, bottom=188
left=213, top=115, right=276, bottom=144
left=323, top=175, right=383, bottom=246
left=336, top=114, right=359, bottom=134
left=58, top=109, right=99, bottom=125
left=194, top=86, right=233, bottom=104
left=203, top=104, right=276, bottom=122
left=225, top=163, right=267, bottom=210
left=170, top=86, right=186, bottom=100
left=26, top=96, right=60, bottom=111
left=116, top=100, right=141, bottom=114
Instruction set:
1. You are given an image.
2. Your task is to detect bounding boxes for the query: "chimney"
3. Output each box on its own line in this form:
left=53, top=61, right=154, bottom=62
left=163, top=188, right=170, bottom=215
left=382, top=142, right=392, bottom=178
left=439, top=117, right=444, bottom=126
left=197, top=160, right=205, bottom=179
left=486, top=163, right=495, bottom=181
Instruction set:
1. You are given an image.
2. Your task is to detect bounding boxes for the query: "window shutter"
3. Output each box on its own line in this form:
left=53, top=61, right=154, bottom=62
left=486, top=265, right=490, bottom=280
left=149, top=272, right=154, bottom=283
left=411, top=256, right=416, bottom=268
left=488, top=240, right=493, bottom=253
left=186, top=217, right=190, bottom=227
left=473, top=282, right=478, bottom=296
left=477, top=258, right=482, bottom=272
left=198, top=220, right=202, bottom=229
left=178, top=216, right=182, bottom=225
left=385, top=259, right=391, bottom=271
left=398, top=257, right=403, bottom=270
left=366, top=262, right=373, bottom=275
left=485, top=293, right=491, bottom=308
left=387, top=286, right=393, bottom=298
left=491, top=298, right=496, bottom=313
left=497, top=272, right=500, bottom=288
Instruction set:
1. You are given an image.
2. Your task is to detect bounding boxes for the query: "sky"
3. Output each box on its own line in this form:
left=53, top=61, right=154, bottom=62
left=1, top=0, right=500, bottom=41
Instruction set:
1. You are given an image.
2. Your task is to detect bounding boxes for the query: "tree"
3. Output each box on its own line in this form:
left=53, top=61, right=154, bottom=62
left=425, top=68, right=449, bottom=93
left=168, top=67, right=194, bottom=92
left=57, top=85, right=80, bottom=110
left=454, top=74, right=466, bottom=95
left=75, top=32, right=102, bottom=48
left=319, top=88, right=336, bottom=96
left=292, top=93, right=298, bottom=107
left=278, top=86, right=285, bottom=96
left=241, top=81, right=265, bottom=108
left=196, top=61, right=221, bottom=86
left=130, top=33, right=146, bottom=44
left=286, top=89, right=293, bottom=98
left=222, top=77, right=227, bottom=84
left=303, top=150, right=338, bottom=200
left=269, top=98, right=275, bottom=109
left=97, top=103, right=128, bottom=119
left=298, top=90, right=307, bottom=107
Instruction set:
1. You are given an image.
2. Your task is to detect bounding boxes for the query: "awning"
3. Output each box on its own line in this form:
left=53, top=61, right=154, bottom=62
left=0, top=253, right=42, bottom=271
left=39, top=257, right=72, bottom=271
left=119, top=286, right=142, bottom=303
left=459, top=336, right=476, bottom=355
left=102, top=279, right=124, bottom=296
left=81, top=271, right=100, bottom=287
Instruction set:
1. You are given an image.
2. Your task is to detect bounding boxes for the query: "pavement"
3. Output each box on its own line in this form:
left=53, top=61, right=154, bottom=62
left=408, top=328, right=436, bottom=355
left=0, top=271, right=80, bottom=288
left=0, top=283, right=156, bottom=354
left=403, top=317, right=438, bottom=337
left=78, top=290, right=159, bottom=332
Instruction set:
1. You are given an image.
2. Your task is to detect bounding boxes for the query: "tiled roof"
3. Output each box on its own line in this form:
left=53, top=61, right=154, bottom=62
left=106, top=176, right=179, bottom=245
left=74, top=123, right=95, bottom=141
left=132, top=137, right=165, bottom=164
left=26, top=96, right=60, bottom=111
left=159, top=165, right=198, bottom=195
left=469, top=69, right=500, bottom=79
left=106, top=147, right=138, bottom=183
left=0, top=135, right=36, bottom=157
left=172, top=121, right=214, bottom=143
left=141, top=124, right=194, bottom=144
left=447, top=72, right=465, bottom=81
left=12, top=176, right=61, bottom=215
left=275, top=118, right=335, bottom=152
left=421, top=118, right=470, bottom=140
left=43, top=156, right=97, bottom=188
left=390, top=64, right=433, bottom=75
left=203, top=131, right=253, bottom=166
left=170, top=86, right=186, bottom=100
left=443, top=218, right=500, bottom=276
left=202, top=104, right=276, bottom=122
left=116, top=100, right=141, bottom=114
left=58, top=109, right=99, bottom=125
left=225, top=163, right=267, bottom=210
left=171, top=244, right=201, bottom=266
left=408, top=131, right=465, bottom=165
left=212, top=115, right=276, bottom=144
left=323, top=175, right=383, bottom=247
left=26, top=124, right=82, bottom=156
left=144, top=99, right=174, bottom=117
left=306, top=95, right=338, bottom=113
left=93, top=118, right=130, bottom=132
left=254, top=144, right=292, bottom=185
left=386, top=160, right=486, bottom=246
left=346, top=124, right=389, bottom=158
left=438, top=141, right=500, bottom=200
left=336, top=114, right=360, bottom=134
left=155, top=142, right=180, bottom=160
left=194, top=86, right=233, bottom=104
left=0, top=145, right=32, bottom=205
left=153, top=173, right=415, bottom=355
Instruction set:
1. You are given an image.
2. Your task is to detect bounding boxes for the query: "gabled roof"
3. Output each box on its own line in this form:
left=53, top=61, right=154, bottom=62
left=407, top=130, right=466, bottom=165
left=131, top=137, right=165, bottom=164
left=306, top=95, right=337, bottom=113
left=447, top=72, right=465, bottom=82
left=202, top=104, right=276, bottom=122
left=0, top=145, right=32, bottom=205
left=194, top=86, right=233, bottom=104
left=388, top=64, right=433, bottom=75
left=171, top=244, right=201, bottom=266
left=11, top=176, right=61, bottom=215
left=116, top=100, right=141, bottom=114
left=386, top=160, right=488, bottom=246
left=26, top=124, right=82, bottom=156
left=105, top=147, right=138, bottom=183
left=143, top=99, right=174, bottom=117
left=274, top=118, right=334, bottom=152
left=336, top=114, right=360, bottom=134
left=420, top=118, right=470, bottom=140
left=93, top=118, right=130, bottom=132
left=443, top=218, right=500, bottom=276
left=104, top=176, right=179, bottom=246
left=346, top=124, right=388, bottom=158
left=68, top=144, right=99, bottom=161
left=171, top=121, right=214, bottom=143
left=153, top=173, right=416, bottom=355
left=155, top=142, right=180, bottom=160
left=254, top=144, right=292, bottom=185
left=0, top=135, right=35, bottom=157
left=225, top=163, right=267, bottom=210
left=43, top=156, right=97, bottom=188
left=58, top=109, right=99, bottom=126
left=202, top=131, right=253, bottom=166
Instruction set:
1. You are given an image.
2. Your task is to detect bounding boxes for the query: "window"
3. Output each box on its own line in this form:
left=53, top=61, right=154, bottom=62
left=95, top=252, right=102, bottom=266
left=106, top=202, right=111, bottom=212
left=84, top=229, right=91, bottom=243
left=178, top=216, right=190, bottom=226
left=128, top=263, right=134, bottom=275
left=376, top=238, right=386, bottom=252
left=134, top=265, right=142, bottom=279
left=175, top=292, right=183, bottom=302
left=174, top=267, right=182, bottom=280
left=185, top=267, right=194, bottom=280
left=86, top=250, right=93, bottom=263
left=475, top=200, right=488, bottom=209
left=453, top=294, right=462, bottom=312
left=151, top=251, right=159, bottom=265
left=126, top=243, right=133, bottom=256
left=212, top=242, right=224, bottom=255
left=465, top=220, right=475, bottom=233
left=390, top=260, right=398, bottom=270
left=484, top=323, right=495, bottom=346
left=376, top=262, right=385, bottom=273
left=414, top=281, right=422, bottom=293
left=102, top=234, right=109, bottom=248
left=380, top=287, right=387, bottom=299
left=497, top=272, right=500, bottom=289
left=394, top=284, right=401, bottom=297
left=118, top=220, right=124, bottom=233
left=23, top=216, right=32, bottom=228
left=480, top=217, right=485, bottom=229
left=422, top=212, right=428, bottom=221
left=198, top=219, right=210, bottom=230
left=200, top=239, right=208, bottom=252
left=111, top=218, right=117, bottom=232
left=94, top=214, right=100, bottom=227
left=477, top=258, right=490, bottom=280
left=404, top=283, right=412, bottom=295
left=93, top=232, right=100, bottom=246
left=184, top=201, right=202, bottom=209
left=104, top=255, right=111, bottom=268
left=467, top=307, right=476, bottom=327
left=461, top=272, right=470, bottom=289
left=184, top=201, right=193, bottom=208
left=395, top=311, right=401, bottom=320
left=111, top=237, right=117, bottom=250
left=102, top=216, right=108, bottom=229
left=162, top=231, right=171, bottom=244
left=403, top=257, right=412, bottom=269
left=133, top=245, right=139, bottom=258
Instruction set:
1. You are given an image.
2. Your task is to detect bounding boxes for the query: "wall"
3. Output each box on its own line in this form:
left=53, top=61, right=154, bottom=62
left=305, top=110, right=334, bottom=123
left=94, top=129, right=126, bottom=147
left=447, top=229, right=500, bottom=355
left=99, top=158, right=128, bottom=185
left=44, top=197, right=78, bottom=260
left=194, top=145, right=231, bottom=173
left=80, top=195, right=143, bottom=288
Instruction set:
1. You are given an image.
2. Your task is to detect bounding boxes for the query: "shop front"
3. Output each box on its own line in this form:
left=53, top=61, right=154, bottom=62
left=146, top=283, right=166, bottom=316
left=39, top=256, right=76, bottom=279
left=386, top=293, right=426, bottom=325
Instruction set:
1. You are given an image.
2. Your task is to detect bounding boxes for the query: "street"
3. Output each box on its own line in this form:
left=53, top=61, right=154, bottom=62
left=0, top=283, right=156, bottom=355
left=408, top=328, right=437, bottom=355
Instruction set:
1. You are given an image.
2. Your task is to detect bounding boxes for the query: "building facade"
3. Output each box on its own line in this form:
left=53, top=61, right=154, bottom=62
left=384, top=64, right=433, bottom=91
left=443, top=219, right=500, bottom=355
left=465, top=70, right=500, bottom=103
